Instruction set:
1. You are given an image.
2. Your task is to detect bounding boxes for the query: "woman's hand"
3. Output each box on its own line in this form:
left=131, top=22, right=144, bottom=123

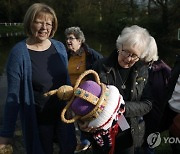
left=0, top=144, right=13, bottom=153
left=78, top=120, right=96, bottom=133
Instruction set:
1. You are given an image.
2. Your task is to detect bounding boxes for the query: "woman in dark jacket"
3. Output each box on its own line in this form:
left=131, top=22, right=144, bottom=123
left=0, top=3, right=76, bottom=154
left=80, top=25, right=158, bottom=154
left=160, top=54, right=180, bottom=154
left=65, top=26, right=103, bottom=86
left=64, top=26, right=103, bottom=152
left=161, top=54, right=180, bottom=131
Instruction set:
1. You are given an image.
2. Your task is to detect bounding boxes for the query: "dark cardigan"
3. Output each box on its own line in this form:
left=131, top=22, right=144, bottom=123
left=0, top=39, right=70, bottom=154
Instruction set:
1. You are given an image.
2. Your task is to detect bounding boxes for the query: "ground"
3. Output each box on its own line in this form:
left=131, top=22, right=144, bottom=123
left=5, top=120, right=173, bottom=154
left=12, top=122, right=93, bottom=154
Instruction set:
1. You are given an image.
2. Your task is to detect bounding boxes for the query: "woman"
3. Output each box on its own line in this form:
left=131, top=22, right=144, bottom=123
left=64, top=26, right=103, bottom=153
left=80, top=25, right=158, bottom=154
left=161, top=54, right=180, bottom=154
left=0, top=3, right=76, bottom=154
left=143, top=59, right=171, bottom=154
left=65, top=26, right=103, bottom=86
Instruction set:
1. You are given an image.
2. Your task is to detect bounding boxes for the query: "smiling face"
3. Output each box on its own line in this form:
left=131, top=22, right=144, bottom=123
left=117, top=44, right=142, bottom=68
left=30, top=13, right=53, bottom=43
left=65, top=34, right=82, bottom=52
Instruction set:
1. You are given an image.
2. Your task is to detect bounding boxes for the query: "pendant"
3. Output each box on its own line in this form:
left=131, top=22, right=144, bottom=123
left=121, top=84, right=126, bottom=89
left=76, top=61, right=82, bottom=70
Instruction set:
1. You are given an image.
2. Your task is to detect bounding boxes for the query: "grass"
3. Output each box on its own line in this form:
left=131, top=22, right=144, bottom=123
left=155, top=130, right=173, bottom=154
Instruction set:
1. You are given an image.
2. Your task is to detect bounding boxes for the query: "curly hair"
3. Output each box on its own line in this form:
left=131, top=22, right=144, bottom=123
left=65, top=26, right=85, bottom=43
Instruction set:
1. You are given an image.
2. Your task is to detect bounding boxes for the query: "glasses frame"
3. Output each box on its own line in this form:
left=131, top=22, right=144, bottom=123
left=118, top=44, right=140, bottom=61
left=34, top=20, right=53, bottom=29
left=66, top=37, right=77, bottom=41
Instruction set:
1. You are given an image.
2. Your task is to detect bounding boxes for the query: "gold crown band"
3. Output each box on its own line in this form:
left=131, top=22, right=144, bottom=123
left=74, top=87, right=99, bottom=105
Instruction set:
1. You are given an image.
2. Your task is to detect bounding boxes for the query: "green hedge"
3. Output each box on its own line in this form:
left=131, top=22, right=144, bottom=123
left=0, top=25, right=23, bottom=33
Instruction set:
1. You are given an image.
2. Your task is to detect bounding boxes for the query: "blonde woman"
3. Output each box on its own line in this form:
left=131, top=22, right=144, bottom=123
left=0, top=3, right=76, bottom=154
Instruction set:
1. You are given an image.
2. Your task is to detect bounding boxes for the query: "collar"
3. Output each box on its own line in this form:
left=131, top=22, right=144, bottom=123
left=70, top=47, right=84, bottom=56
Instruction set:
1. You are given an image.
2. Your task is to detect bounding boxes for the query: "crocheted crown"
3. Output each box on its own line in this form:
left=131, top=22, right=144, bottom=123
left=60, top=70, right=108, bottom=123
left=71, top=80, right=102, bottom=116
left=45, top=70, right=125, bottom=126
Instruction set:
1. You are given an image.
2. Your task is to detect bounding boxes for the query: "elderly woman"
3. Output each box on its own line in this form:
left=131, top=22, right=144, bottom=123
left=65, top=26, right=103, bottom=86
left=79, top=25, right=159, bottom=154
left=65, top=27, right=103, bottom=152
left=64, top=26, right=103, bottom=152
left=0, top=3, right=76, bottom=154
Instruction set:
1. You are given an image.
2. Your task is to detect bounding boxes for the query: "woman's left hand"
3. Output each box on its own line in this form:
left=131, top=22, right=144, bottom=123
left=78, top=120, right=96, bottom=133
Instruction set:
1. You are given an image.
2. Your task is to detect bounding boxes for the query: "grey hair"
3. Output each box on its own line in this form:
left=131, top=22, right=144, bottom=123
left=65, top=26, right=85, bottom=43
left=142, top=36, right=158, bottom=62
left=116, top=25, right=158, bottom=62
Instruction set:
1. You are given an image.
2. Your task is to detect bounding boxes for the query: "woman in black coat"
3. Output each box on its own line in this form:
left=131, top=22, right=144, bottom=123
left=80, top=25, right=158, bottom=154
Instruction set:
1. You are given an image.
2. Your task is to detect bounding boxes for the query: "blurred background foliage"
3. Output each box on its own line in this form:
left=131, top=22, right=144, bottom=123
left=0, top=1, right=179, bottom=152
left=0, top=0, right=179, bottom=55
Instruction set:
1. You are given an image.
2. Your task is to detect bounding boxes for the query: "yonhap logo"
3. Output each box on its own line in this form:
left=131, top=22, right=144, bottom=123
left=147, top=132, right=180, bottom=148
left=147, top=132, right=161, bottom=148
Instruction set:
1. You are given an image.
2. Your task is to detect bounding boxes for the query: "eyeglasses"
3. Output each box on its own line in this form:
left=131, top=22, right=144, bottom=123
left=118, top=44, right=139, bottom=60
left=34, top=21, right=53, bottom=29
left=66, top=37, right=77, bottom=41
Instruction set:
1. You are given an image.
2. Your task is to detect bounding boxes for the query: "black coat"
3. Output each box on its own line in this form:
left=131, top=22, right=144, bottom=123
left=67, top=43, right=103, bottom=70
left=92, top=50, right=153, bottom=150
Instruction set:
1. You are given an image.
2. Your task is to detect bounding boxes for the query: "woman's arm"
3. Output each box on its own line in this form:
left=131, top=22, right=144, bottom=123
left=0, top=50, right=21, bottom=138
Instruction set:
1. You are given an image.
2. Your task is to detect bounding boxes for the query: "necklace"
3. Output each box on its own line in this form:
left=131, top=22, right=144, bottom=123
left=76, top=61, right=83, bottom=70
left=117, top=69, right=130, bottom=90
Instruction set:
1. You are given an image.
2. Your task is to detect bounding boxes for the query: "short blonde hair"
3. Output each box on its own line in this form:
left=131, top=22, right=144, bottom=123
left=23, top=3, right=58, bottom=38
left=116, top=25, right=158, bottom=62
